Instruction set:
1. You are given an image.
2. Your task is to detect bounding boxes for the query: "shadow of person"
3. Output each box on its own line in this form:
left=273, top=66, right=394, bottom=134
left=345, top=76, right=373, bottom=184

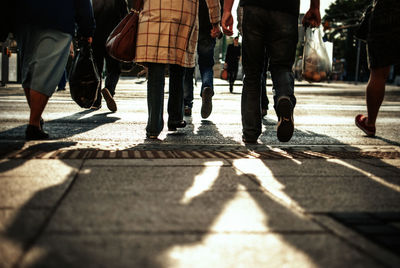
left=0, top=110, right=120, bottom=140
left=2, top=122, right=400, bottom=267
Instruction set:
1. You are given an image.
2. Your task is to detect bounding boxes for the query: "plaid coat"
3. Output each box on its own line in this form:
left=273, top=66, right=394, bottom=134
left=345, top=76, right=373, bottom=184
left=135, top=0, right=220, bottom=68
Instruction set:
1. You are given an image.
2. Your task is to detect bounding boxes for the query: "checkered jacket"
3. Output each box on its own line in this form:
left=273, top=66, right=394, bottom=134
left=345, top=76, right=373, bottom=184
left=135, top=0, right=220, bottom=67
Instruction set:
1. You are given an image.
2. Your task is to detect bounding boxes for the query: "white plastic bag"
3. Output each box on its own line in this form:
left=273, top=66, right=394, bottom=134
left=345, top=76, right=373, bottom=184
left=302, top=27, right=331, bottom=82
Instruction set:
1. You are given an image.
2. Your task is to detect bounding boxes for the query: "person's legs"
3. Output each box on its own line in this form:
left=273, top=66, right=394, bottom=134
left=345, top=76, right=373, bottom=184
left=266, top=11, right=298, bottom=142
left=168, top=64, right=186, bottom=130
left=57, top=69, right=67, bottom=91
left=102, top=53, right=120, bottom=112
left=104, top=53, right=121, bottom=96
left=241, top=6, right=267, bottom=142
left=366, top=66, right=390, bottom=125
left=146, top=63, right=165, bottom=137
left=198, top=39, right=215, bottom=119
left=183, top=67, right=195, bottom=115
left=91, top=43, right=105, bottom=109
left=29, top=89, right=49, bottom=127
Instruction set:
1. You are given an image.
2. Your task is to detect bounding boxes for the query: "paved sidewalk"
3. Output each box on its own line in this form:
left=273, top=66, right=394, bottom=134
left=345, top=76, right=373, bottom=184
left=1, top=80, right=400, bottom=267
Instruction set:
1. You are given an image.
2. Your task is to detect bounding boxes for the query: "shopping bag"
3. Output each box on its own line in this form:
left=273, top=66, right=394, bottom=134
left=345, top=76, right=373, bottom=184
left=69, top=40, right=100, bottom=108
left=106, top=0, right=143, bottom=62
left=302, top=27, right=331, bottom=82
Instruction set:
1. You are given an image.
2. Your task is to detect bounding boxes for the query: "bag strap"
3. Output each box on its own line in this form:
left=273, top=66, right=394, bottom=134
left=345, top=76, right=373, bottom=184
left=132, top=0, right=144, bottom=12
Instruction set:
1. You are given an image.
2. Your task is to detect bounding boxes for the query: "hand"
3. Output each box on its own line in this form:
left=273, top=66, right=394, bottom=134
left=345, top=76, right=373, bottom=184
left=302, top=7, right=321, bottom=27
left=210, top=23, right=221, bottom=38
left=221, top=11, right=234, bottom=36
left=87, top=37, right=93, bottom=44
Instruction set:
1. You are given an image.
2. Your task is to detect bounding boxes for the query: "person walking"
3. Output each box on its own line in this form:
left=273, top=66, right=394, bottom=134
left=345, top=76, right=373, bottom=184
left=355, top=0, right=400, bottom=137
left=224, top=36, right=241, bottom=93
left=90, top=0, right=129, bottom=112
left=16, top=0, right=95, bottom=140
left=183, top=0, right=222, bottom=119
left=135, top=0, right=221, bottom=139
left=222, top=0, right=320, bottom=143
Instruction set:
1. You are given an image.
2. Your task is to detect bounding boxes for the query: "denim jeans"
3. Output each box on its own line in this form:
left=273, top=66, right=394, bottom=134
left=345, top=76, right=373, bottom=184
left=242, top=6, right=298, bottom=139
left=184, top=38, right=216, bottom=108
left=146, top=63, right=184, bottom=136
left=92, top=44, right=121, bottom=106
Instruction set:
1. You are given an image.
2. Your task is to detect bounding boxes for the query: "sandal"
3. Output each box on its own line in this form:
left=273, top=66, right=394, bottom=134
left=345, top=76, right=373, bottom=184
left=355, top=114, right=376, bottom=137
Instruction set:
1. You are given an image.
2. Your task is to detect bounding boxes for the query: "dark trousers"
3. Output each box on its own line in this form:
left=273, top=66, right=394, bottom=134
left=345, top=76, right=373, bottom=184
left=92, top=43, right=121, bottom=106
left=146, top=63, right=184, bottom=136
left=228, top=65, right=238, bottom=88
left=241, top=6, right=298, bottom=139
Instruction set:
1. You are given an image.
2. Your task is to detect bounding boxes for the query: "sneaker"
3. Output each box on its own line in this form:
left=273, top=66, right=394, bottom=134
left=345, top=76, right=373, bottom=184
left=101, top=88, right=117, bottom=112
left=201, top=87, right=214, bottom=119
left=355, top=114, right=376, bottom=137
left=26, top=124, right=49, bottom=140
left=184, top=106, right=192, bottom=116
left=276, top=96, right=294, bottom=142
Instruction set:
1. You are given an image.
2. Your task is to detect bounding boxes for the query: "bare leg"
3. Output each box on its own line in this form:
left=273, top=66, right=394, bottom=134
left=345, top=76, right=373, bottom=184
left=28, top=89, right=49, bottom=127
left=365, top=66, right=390, bottom=126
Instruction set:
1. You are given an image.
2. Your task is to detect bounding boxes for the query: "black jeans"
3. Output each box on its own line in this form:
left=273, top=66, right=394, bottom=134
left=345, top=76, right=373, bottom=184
left=92, top=42, right=122, bottom=106
left=146, top=63, right=184, bottom=136
left=241, top=6, right=298, bottom=139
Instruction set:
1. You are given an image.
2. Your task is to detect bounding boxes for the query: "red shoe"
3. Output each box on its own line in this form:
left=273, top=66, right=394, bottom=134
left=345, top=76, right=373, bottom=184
left=355, top=114, right=376, bottom=137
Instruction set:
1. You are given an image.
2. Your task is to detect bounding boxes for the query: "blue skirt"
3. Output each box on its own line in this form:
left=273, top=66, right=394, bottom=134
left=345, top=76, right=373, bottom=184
left=17, top=25, right=72, bottom=96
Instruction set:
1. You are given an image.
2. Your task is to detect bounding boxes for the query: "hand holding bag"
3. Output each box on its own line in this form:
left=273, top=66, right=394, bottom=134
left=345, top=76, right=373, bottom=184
left=106, top=0, right=144, bottom=62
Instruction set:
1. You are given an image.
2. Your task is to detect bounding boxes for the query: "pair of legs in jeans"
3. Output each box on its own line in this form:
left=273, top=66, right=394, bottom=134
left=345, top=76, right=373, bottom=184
left=241, top=6, right=298, bottom=142
left=184, top=38, right=215, bottom=118
left=146, top=63, right=185, bottom=137
left=91, top=43, right=121, bottom=111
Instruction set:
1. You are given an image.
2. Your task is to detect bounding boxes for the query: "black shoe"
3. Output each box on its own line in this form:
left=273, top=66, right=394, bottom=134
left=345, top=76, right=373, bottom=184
left=168, top=120, right=187, bottom=131
left=26, top=125, right=49, bottom=140
left=229, top=85, right=233, bottom=93
left=201, top=87, right=214, bottom=119
left=276, top=97, right=294, bottom=142
left=242, top=135, right=258, bottom=144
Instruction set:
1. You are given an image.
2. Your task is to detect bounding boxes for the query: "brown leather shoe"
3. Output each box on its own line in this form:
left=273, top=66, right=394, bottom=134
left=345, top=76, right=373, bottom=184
left=101, top=88, right=117, bottom=112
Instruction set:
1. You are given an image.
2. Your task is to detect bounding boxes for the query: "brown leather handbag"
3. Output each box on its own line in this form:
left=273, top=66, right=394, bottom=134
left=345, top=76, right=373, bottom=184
left=106, top=0, right=143, bottom=62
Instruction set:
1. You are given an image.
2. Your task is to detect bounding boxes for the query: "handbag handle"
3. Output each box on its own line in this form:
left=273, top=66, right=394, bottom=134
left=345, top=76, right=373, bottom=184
left=132, top=0, right=144, bottom=12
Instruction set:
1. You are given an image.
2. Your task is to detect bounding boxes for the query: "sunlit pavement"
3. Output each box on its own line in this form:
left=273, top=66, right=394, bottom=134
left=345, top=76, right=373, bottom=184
left=1, top=78, right=399, bottom=267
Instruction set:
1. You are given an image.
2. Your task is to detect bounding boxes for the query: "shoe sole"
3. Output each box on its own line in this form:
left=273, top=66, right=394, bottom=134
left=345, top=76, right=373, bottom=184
left=101, top=88, right=117, bottom=112
left=276, top=98, right=294, bottom=142
left=201, top=87, right=213, bottom=119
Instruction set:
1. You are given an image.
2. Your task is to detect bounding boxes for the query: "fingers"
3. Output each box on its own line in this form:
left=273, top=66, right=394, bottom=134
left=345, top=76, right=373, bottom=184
left=221, top=13, right=234, bottom=36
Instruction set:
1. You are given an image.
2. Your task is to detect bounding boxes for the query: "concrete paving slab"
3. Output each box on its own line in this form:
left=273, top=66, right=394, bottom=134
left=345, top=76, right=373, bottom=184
left=255, top=159, right=399, bottom=177
left=0, top=160, right=81, bottom=208
left=20, top=233, right=382, bottom=268
left=46, top=188, right=322, bottom=233
left=231, top=159, right=400, bottom=212
left=71, top=166, right=259, bottom=192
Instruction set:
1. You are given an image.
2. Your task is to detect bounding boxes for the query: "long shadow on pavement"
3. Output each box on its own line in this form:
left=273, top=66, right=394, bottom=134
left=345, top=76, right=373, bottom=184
left=1, top=120, right=400, bottom=267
